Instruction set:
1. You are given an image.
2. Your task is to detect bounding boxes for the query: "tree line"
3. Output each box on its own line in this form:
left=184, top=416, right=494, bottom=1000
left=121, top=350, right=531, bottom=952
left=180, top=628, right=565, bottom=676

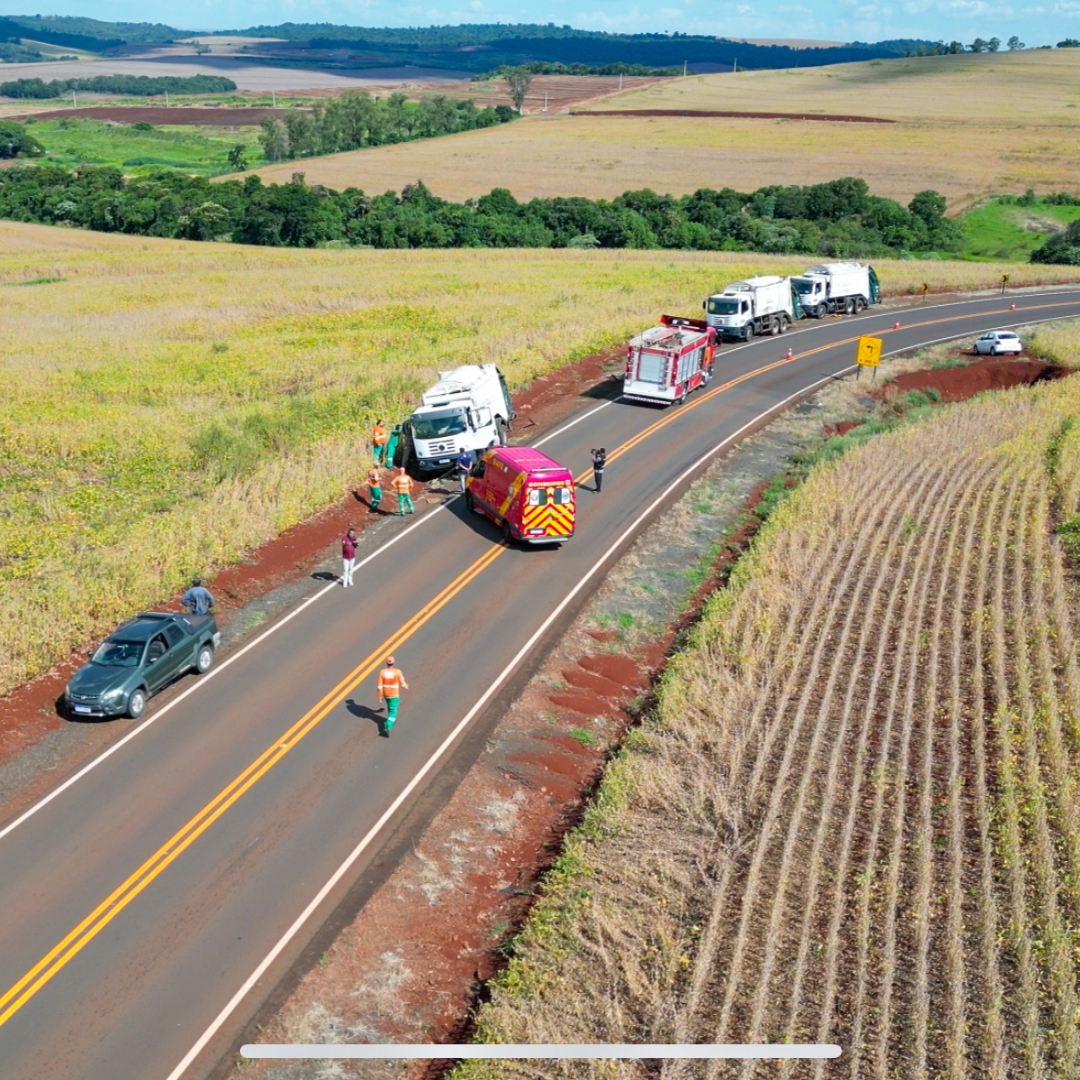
left=0, top=165, right=961, bottom=255
left=0, top=75, right=237, bottom=99
left=258, top=92, right=515, bottom=162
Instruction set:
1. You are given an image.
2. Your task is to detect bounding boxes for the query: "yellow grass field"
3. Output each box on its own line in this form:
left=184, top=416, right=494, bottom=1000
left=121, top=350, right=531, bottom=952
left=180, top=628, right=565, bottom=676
left=464, top=331, right=1080, bottom=1079
left=2, top=219, right=1079, bottom=697
left=240, top=50, right=1080, bottom=210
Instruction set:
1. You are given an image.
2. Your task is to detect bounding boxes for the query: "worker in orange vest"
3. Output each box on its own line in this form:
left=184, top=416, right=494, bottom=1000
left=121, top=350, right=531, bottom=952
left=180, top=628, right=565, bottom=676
left=371, top=419, right=389, bottom=465
left=367, top=466, right=382, bottom=513
left=392, top=467, right=415, bottom=515
left=377, top=655, right=409, bottom=735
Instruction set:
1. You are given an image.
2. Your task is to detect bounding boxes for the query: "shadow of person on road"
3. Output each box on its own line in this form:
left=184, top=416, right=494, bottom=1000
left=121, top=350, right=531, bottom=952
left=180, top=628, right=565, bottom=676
left=345, top=697, right=387, bottom=737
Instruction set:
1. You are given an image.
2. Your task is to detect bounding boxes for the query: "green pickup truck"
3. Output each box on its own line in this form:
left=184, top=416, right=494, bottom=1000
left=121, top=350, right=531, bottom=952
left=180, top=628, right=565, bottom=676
left=65, top=611, right=220, bottom=719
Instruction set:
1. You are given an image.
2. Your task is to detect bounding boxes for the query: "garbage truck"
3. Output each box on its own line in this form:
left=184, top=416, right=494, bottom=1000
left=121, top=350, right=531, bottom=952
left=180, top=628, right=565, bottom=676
left=703, top=275, right=800, bottom=341
left=791, top=262, right=880, bottom=318
left=407, top=364, right=516, bottom=473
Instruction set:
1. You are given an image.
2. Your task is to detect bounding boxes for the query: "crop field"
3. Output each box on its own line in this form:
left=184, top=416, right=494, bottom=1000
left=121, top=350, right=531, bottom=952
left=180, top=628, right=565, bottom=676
left=22, top=117, right=264, bottom=175
left=962, top=197, right=1080, bottom=261
left=241, top=49, right=1080, bottom=209
left=2, top=221, right=1078, bottom=698
left=465, top=333, right=1080, bottom=1078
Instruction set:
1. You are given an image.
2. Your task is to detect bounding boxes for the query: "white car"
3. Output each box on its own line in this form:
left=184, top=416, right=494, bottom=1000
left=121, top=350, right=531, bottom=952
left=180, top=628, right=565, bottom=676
left=973, top=330, right=1023, bottom=356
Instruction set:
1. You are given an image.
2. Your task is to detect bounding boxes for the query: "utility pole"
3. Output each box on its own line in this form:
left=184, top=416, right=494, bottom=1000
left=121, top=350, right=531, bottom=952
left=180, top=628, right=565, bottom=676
left=543, top=91, right=548, bottom=112
left=683, top=60, right=687, bottom=76
left=165, top=91, right=169, bottom=108
left=272, top=89, right=276, bottom=108
left=71, top=89, right=77, bottom=108
left=619, top=73, right=623, bottom=90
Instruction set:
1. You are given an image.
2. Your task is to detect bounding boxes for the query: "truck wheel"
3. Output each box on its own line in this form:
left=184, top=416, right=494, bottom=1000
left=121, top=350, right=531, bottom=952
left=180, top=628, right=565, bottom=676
left=127, top=688, right=147, bottom=720
left=744, top=324, right=754, bottom=342
left=196, top=644, right=214, bottom=674
left=844, top=298, right=856, bottom=315
left=769, top=317, right=780, bottom=336
left=815, top=304, right=826, bottom=319
left=780, top=315, right=790, bottom=332
left=496, top=419, right=509, bottom=446
left=464, top=490, right=479, bottom=514
left=856, top=297, right=866, bottom=312
left=502, top=520, right=514, bottom=546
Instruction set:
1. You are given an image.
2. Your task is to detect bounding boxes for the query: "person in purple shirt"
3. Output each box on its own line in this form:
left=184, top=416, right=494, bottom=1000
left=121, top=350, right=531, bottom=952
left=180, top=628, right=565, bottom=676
left=341, top=528, right=358, bottom=588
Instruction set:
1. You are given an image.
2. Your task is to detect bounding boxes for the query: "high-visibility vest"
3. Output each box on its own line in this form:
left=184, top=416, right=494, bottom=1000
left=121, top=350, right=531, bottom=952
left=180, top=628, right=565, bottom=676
left=378, top=668, right=406, bottom=697
left=368, top=469, right=381, bottom=487
left=393, top=474, right=412, bottom=495
left=372, top=425, right=388, bottom=447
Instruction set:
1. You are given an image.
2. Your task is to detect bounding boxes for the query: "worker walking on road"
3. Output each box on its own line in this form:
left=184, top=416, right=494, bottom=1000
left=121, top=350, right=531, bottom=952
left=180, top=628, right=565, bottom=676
left=367, top=466, right=382, bottom=513
left=454, top=448, right=473, bottom=494
left=393, top=467, right=415, bottom=515
left=590, top=447, right=607, bottom=493
left=377, top=656, right=409, bottom=736
left=372, top=419, right=389, bottom=465
left=340, top=527, right=358, bottom=587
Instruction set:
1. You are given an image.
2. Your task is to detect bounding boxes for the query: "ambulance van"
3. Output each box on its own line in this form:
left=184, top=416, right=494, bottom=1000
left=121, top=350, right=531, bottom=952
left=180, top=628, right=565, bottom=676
left=464, top=446, right=576, bottom=545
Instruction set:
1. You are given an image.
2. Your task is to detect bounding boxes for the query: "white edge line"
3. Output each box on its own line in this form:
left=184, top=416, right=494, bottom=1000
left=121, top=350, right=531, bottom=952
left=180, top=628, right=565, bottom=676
left=238, top=1043, right=841, bottom=1060
left=4, top=297, right=1073, bottom=844
left=165, top=366, right=853, bottom=1080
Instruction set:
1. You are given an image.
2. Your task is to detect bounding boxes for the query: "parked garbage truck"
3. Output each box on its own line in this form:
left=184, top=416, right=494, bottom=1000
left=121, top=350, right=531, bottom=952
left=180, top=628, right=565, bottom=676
left=703, top=276, right=800, bottom=341
left=407, top=364, right=516, bottom=474
left=791, top=262, right=880, bottom=318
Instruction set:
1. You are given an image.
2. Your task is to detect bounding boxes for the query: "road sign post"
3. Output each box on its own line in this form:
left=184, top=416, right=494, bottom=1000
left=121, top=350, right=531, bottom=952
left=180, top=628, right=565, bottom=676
left=856, top=335, right=883, bottom=381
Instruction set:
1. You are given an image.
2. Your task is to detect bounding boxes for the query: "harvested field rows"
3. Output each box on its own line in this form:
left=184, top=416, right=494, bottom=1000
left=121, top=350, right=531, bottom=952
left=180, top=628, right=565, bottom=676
left=468, top=374, right=1080, bottom=1078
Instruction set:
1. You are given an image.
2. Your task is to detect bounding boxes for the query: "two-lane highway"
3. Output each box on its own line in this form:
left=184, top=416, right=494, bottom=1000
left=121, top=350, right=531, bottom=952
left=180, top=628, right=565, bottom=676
left=2, top=291, right=1079, bottom=1080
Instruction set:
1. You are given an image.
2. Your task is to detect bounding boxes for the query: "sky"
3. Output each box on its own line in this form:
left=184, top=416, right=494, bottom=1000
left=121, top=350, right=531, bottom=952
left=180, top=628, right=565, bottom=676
left=0, top=1, right=1071, bottom=47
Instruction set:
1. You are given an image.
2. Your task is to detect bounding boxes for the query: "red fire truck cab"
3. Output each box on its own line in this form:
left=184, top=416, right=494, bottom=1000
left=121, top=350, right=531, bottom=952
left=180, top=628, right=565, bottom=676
left=622, top=315, right=717, bottom=405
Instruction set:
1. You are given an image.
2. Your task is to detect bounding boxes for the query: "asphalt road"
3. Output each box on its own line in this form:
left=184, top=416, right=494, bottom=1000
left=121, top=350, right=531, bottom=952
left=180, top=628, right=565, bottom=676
left=1, top=291, right=1079, bottom=1080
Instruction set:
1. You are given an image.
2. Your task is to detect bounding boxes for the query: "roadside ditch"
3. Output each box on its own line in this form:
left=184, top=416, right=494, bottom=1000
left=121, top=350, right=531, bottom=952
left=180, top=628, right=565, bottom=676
left=219, top=333, right=1071, bottom=1080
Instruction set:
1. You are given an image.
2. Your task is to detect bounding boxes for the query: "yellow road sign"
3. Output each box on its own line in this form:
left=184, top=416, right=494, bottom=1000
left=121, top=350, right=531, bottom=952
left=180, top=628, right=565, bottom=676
left=857, top=335, right=883, bottom=368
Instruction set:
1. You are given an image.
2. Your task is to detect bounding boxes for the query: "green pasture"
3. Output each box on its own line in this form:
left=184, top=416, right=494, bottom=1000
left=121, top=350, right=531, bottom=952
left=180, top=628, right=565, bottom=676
left=960, top=197, right=1080, bottom=261
left=26, top=116, right=265, bottom=176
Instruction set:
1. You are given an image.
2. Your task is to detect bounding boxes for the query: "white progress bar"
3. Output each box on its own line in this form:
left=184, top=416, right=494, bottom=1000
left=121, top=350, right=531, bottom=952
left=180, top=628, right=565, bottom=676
left=241, top=1044, right=841, bottom=1059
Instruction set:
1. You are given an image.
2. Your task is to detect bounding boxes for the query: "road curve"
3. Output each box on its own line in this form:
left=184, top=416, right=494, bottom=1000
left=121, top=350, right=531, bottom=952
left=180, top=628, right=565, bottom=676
left=0, top=291, right=1078, bottom=1080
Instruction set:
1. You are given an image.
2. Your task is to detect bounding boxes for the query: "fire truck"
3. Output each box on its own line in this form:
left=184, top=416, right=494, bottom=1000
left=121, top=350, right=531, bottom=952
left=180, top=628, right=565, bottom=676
left=622, top=315, right=717, bottom=405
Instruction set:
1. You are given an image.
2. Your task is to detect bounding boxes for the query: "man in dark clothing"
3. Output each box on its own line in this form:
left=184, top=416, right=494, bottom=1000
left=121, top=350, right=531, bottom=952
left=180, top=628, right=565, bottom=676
left=454, top=448, right=473, bottom=494
left=181, top=577, right=215, bottom=615
left=591, top=447, right=607, bottom=493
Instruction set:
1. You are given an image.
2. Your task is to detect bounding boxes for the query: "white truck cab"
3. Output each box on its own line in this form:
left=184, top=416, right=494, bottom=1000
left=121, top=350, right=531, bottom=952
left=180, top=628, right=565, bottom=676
left=704, top=275, right=797, bottom=341
left=409, top=364, right=515, bottom=473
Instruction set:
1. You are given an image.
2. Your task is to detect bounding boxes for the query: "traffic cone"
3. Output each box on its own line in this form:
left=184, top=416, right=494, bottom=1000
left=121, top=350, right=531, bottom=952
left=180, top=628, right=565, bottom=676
left=1010, top=303, right=1016, bottom=311
left=893, top=320, right=901, bottom=330
left=785, top=347, right=793, bottom=361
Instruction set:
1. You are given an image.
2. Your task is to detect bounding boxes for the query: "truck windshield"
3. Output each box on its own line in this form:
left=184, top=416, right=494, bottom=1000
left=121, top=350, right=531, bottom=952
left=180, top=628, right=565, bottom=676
left=707, top=298, right=740, bottom=315
left=92, top=641, right=143, bottom=668
left=412, top=410, right=467, bottom=440
left=792, top=279, right=817, bottom=295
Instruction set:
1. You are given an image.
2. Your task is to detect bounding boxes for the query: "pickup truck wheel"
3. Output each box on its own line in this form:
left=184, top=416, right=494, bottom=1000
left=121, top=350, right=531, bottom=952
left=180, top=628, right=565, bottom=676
left=196, top=644, right=214, bottom=674
left=127, top=688, right=146, bottom=720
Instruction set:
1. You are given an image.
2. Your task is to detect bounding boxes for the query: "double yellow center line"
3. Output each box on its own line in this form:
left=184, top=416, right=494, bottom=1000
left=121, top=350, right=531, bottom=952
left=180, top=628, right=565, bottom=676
left=0, top=295, right=1073, bottom=1029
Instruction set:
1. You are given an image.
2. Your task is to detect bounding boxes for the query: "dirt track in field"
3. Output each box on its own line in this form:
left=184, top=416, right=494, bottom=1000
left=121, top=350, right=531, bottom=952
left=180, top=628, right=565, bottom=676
left=574, top=108, right=895, bottom=123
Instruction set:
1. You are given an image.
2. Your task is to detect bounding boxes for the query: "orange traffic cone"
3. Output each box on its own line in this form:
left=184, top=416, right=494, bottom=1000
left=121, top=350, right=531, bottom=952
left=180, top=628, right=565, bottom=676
left=1010, top=303, right=1016, bottom=311
left=785, top=347, right=793, bottom=361
left=893, top=320, right=901, bottom=330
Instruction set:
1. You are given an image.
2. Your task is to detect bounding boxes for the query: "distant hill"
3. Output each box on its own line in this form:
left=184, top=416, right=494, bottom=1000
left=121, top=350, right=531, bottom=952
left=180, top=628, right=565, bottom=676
left=0, top=15, right=182, bottom=50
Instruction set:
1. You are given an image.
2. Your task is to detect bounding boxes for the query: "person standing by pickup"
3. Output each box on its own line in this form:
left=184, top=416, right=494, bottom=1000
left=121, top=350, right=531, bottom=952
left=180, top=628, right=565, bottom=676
left=376, top=655, right=409, bottom=736
left=340, top=528, right=358, bottom=588
left=181, top=576, right=215, bottom=615
left=590, top=447, right=607, bottom=493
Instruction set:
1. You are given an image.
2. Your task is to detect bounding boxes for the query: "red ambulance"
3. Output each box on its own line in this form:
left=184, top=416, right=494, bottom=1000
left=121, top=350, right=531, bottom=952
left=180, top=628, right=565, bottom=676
left=464, top=446, right=576, bottom=545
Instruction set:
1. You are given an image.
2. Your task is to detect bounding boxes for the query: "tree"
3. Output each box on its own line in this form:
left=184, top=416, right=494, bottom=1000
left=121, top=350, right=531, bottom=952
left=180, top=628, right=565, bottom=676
left=0, top=119, right=44, bottom=159
left=227, top=144, right=247, bottom=171
left=178, top=201, right=231, bottom=241
left=1058, top=39, right=1080, bottom=48
left=969, top=38, right=987, bottom=53
left=193, top=42, right=210, bottom=55
left=1008, top=36, right=1024, bottom=50
left=258, top=117, right=289, bottom=163
left=504, top=67, right=532, bottom=113
left=987, top=37, right=1001, bottom=52
left=948, top=41, right=964, bottom=53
